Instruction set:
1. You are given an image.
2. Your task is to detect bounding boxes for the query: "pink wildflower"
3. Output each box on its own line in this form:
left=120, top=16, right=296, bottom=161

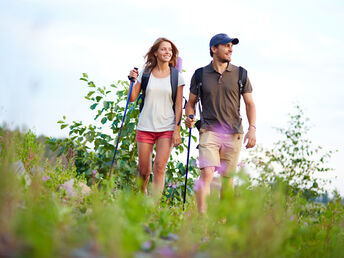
left=42, top=176, right=51, bottom=182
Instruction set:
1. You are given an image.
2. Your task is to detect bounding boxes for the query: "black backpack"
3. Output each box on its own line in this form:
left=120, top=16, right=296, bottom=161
left=194, top=66, right=247, bottom=130
left=138, top=67, right=179, bottom=112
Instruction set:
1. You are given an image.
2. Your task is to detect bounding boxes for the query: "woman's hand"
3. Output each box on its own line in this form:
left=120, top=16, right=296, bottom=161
left=129, top=68, right=139, bottom=81
left=172, top=128, right=182, bottom=147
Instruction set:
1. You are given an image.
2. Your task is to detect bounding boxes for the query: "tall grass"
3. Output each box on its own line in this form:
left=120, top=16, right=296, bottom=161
left=0, top=130, right=343, bottom=257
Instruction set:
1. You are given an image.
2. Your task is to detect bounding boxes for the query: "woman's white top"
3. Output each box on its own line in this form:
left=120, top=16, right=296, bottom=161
left=136, top=71, right=185, bottom=132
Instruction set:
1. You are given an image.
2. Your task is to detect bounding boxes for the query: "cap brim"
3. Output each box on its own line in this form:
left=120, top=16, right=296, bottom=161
left=220, top=38, right=239, bottom=45
left=231, top=38, right=239, bottom=45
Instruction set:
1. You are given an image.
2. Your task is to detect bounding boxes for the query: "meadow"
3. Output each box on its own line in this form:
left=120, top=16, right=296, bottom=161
left=0, top=76, right=343, bottom=258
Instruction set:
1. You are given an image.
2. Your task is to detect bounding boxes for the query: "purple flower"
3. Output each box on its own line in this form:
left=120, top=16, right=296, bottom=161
left=172, top=184, right=176, bottom=189
left=168, top=182, right=172, bottom=187
left=92, top=170, right=97, bottom=176
left=141, top=241, right=152, bottom=251
left=156, top=246, right=175, bottom=257
left=0, top=136, right=2, bottom=141
left=42, top=176, right=51, bottom=182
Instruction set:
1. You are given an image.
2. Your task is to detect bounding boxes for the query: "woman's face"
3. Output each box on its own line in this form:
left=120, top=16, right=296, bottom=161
left=155, top=41, right=173, bottom=63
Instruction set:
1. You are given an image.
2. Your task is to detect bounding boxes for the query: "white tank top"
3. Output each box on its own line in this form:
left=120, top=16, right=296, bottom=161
left=137, top=71, right=185, bottom=132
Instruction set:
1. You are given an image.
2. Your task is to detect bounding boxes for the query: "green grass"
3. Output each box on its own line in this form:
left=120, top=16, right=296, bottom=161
left=1, top=130, right=343, bottom=258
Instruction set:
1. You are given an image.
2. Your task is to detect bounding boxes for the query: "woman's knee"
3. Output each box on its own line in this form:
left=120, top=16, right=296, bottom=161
left=153, top=161, right=167, bottom=174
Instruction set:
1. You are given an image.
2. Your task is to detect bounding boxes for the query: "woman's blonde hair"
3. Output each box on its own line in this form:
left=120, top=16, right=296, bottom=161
left=144, top=37, right=179, bottom=72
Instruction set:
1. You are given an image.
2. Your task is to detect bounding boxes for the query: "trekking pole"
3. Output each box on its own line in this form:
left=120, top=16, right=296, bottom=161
left=183, top=114, right=194, bottom=211
left=109, top=67, right=138, bottom=178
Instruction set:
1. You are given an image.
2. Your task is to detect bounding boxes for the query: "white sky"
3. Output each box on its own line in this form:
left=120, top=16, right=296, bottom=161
left=1, top=0, right=344, bottom=194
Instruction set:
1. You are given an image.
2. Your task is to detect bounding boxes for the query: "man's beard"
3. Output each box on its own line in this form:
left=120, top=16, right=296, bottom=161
left=219, top=56, right=231, bottom=63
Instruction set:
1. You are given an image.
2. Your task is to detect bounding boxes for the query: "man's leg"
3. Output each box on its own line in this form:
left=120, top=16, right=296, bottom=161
left=197, top=129, right=221, bottom=214
left=219, top=133, right=243, bottom=197
left=196, top=166, right=215, bottom=214
left=137, top=142, right=154, bottom=194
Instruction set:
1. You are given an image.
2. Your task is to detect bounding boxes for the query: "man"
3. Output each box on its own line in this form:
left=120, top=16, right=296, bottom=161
left=185, top=33, right=256, bottom=214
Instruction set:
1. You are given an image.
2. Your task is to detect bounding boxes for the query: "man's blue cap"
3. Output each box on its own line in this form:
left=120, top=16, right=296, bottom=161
left=209, top=33, right=239, bottom=56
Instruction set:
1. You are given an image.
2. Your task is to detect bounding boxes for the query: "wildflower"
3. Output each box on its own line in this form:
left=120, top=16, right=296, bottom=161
left=155, top=246, right=175, bottom=257
left=141, top=241, right=152, bottom=251
left=172, top=184, right=176, bottom=189
left=168, top=182, right=172, bottom=187
left=61, top=179, right=76, bottom=197
left=42, top=176, right=51, bottom=182
left=92, top=170, right=97, bottom=176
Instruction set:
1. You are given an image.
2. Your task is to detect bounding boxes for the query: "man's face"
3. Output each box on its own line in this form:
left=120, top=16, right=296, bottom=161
left=212, top=42, right=233, bottom=62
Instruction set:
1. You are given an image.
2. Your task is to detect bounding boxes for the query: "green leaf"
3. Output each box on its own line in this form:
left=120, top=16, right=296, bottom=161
left=82, top=73, right=88, bottom=78
left=90, top=103, right=98, bottom=110
left=60, top=124, right=68, bottom=129
left=87, top=91, right=95, bottom=97
left=103, top=101, right=110, bottom=109
left=80, top=78, right=88, bottom=82
left=96, top=96, right=102, bottom=102
left=101, top=117, right=108, bottom=124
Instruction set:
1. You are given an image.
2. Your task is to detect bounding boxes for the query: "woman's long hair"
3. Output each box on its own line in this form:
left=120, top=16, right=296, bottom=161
left=144, top=37, right=179, bottom=72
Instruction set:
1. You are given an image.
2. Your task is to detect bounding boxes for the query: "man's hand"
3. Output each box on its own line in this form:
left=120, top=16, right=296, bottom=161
left=244, top=127, right=256, bottom=149
left=185, top=115, right=196, bottom=129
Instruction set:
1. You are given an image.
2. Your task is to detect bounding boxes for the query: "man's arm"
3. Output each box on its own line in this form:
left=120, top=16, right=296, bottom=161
left=185, top=92, right=197, bottom=128
left=243, top=92, right=256, bottom=148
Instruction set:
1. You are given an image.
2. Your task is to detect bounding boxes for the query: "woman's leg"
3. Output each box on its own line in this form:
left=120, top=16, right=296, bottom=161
left=137, top=141, right=154, bottom=194
left=152, top=137, right=172, bottom=195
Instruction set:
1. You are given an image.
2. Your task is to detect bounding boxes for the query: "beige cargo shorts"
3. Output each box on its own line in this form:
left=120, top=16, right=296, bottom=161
left=198, top=128, right=243, bottom=176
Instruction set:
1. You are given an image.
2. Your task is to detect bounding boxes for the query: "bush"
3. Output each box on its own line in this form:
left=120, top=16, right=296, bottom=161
left=246, top=105, right=336, bottom=199
left=47, top=74, right=200, bottom=205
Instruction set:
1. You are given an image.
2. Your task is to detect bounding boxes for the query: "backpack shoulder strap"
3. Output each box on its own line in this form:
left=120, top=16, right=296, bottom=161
left=141, top=71, right=150, bottom=92
left=238, top=66, right=247, bottom=95
left=194, top=67, right=203, bottom=102
left=195, top=67, right=203, bottom=89
left=194, top=67, right=204, bottom=128
left=139, top=71, right=150, bottom=112
left=170, top=67, right=179, bottom=112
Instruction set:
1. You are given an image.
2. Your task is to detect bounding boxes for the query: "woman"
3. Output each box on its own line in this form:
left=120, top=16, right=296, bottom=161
left=128, top=38, right=185, bottom=195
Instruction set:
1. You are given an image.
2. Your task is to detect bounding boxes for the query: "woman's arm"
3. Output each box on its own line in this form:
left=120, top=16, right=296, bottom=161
left=172, top=85, right=184, bottom=147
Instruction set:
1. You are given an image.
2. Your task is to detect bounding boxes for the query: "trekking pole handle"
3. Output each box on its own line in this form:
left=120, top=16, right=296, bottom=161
left=128, top=67, right=138, bottom=82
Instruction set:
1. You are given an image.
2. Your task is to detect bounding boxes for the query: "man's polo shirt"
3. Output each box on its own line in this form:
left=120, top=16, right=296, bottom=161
left=190, top=62, right=253, bottom=134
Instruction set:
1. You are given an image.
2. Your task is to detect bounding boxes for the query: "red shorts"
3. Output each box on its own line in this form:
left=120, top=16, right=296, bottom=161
left=136, top=130, right=174, bottom=144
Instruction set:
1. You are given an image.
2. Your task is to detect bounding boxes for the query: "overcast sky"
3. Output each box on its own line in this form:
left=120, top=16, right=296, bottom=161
left=1, top=0, right=343, bottom=194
